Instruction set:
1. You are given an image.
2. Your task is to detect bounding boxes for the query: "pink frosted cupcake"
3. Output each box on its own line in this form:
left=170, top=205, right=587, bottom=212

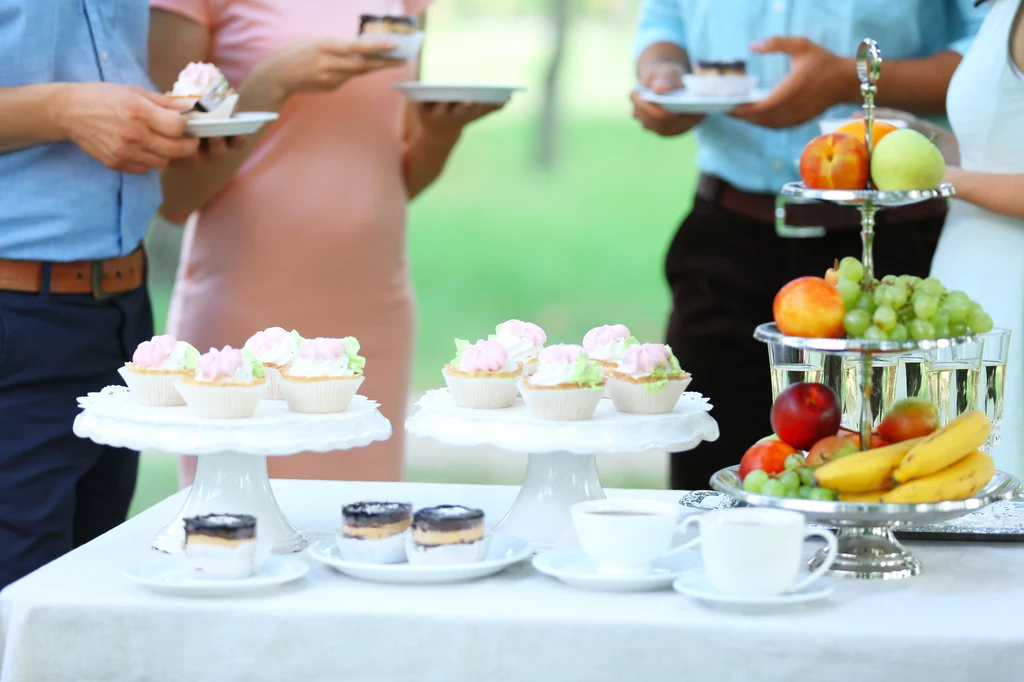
left=176, top=346, right=267, bottom=419
left=119, top=335, right=200, bottom=406
left=244, top=327, right=304, bottom=400
left=606, top=344, right=692, bottom=414
left=168, top=62, right=238, bottom=119
left=489, top=319, right=546, bottom=376
left=443, top=339, right=522, bottom=409
left=519, top=344, right=604, bottom=421
left=582, top=324, right=639, bottom=370
left=279, top=337, right=365, bottom=413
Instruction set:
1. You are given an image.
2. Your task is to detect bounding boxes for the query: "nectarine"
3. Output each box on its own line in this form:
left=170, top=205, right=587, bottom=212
left=799, top=133, right=870, bottom=191
left=833, top=119, right=899, bottom=148
left=773, top=276, right=846, bottom=339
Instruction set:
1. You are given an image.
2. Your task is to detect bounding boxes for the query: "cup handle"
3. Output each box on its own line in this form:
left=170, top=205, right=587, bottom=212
left=662, top=515, right=701, bottom=558
left=787, top=527, right=838, bottom=593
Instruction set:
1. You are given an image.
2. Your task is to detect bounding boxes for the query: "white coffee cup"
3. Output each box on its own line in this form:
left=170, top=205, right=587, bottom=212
left=681, top=508, right=837, bottom=596
left=571, top=499, right=697, bottom=574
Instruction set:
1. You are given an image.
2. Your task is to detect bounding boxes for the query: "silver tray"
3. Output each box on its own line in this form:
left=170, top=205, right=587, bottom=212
left=754, top=322, right=977, bottom=357
left=780, top=181, right=955, bottom=208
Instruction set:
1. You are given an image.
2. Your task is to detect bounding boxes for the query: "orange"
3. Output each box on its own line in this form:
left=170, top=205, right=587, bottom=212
left=833, top=119, right=899, bottom=148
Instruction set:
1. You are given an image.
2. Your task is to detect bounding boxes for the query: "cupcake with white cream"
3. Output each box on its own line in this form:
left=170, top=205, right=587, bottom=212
left=176, top=346, right=267, bottom=419
left=168, top=62, right=238, bottom=119
left=244, top=327, right=303, bottom=400
left=519, top=344, right=604, bottom=421
left=443, top=339, right=521, bottom=409
left=489, top=319, right=546, bottom=375
left=120, top=334, right=200, bottom=406
left=582, top=324, right=639, bottom=370
left=279, top=337, right=365, bottom=413
left=606, top=344, right=692, bottom=414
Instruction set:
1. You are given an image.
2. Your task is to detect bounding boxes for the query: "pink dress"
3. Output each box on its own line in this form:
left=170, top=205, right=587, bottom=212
left=150, top=0, right=431, bottom=486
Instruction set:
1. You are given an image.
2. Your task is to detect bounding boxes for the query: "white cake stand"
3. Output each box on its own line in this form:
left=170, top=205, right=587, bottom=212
left=405, top=390, right=719, bottom=549
left=73, top=386, right=392, bottom=554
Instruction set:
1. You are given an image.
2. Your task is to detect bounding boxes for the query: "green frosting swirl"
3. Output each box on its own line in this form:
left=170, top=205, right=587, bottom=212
left=571, top=354, right=603, bottom=389
left=241, top=347, right=266, bottom=379
left=622, top=335, right=640, bottom=349
left=290, top=329, right=305, bottom=345
left=645, top=349, right=684, bottom=393
left=181, top=343, right=201, bottom=371
left=342, top=336, right=366, bottom=373
left=451, top=338, right=470, bottom=366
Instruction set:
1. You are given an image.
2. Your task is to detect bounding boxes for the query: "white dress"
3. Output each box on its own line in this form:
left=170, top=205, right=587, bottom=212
left=932, top=0, right=1024, bottom=479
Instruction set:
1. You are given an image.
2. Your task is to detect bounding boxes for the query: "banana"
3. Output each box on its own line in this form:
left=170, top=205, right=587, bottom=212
left=882, top=450, right=995, bottom=504
left=813, top=438, right=921, bottom=494
left=893, top=410, right=990, bottom=483
left=838, top=489, right=889, bottom=503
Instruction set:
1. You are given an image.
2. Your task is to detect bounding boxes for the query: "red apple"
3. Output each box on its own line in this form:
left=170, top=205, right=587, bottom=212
left=806, top=435, right=859, bottom=467
left=770, top=382, right=841, bottom=450
left=877, top=398, right=939, bottom=443
left=739, top=440, right=798, bottom=480
left=774, top=276, right=846, bottom=339
left=799, top=133, right=870, bottom=190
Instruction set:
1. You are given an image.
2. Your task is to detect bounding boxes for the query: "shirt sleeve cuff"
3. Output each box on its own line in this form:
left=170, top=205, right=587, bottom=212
left=946, top=35, right=974, bottom=56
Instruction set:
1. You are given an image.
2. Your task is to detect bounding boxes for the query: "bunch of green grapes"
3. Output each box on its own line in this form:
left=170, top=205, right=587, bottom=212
left=742, top=454, right=838, bottom=501
left=833, top=257, right=994, bottom=341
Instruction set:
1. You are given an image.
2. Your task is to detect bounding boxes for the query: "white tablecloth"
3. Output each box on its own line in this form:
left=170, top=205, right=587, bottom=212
left=3, top=480, right=1024, bottom=682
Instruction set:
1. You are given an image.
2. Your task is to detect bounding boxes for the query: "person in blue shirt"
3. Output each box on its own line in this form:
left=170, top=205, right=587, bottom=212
left=0, top=1, right=216, bottom=589
left=631, top=0, right=987, bottom=490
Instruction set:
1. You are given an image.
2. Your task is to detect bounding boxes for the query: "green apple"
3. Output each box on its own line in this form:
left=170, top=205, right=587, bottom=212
left=870, top=129, right=945, bottom=191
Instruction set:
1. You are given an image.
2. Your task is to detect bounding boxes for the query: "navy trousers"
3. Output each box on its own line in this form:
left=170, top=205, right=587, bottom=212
left=0, top=283, right=153, bottom=589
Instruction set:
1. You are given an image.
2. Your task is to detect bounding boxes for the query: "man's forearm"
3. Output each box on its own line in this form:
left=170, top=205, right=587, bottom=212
left=0, top=84, right=69, bottom=153
left=636, top=42, right=690, bottom=81
left=830, top=50, right=962, bottom=115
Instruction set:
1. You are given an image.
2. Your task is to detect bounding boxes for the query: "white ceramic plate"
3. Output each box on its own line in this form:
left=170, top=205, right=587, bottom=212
left=308, top=534, right=531, bottom=584
left=635, top=87, right=768, bottom=115
left=392, top=83, right=524, bottom=105
left=672, top=569, right=833, bottom=606
left=185, top=112, right=279, bottom=138
left=124, top=553, right=308, bottom=596
left=533, top=546, right=699, bottom=592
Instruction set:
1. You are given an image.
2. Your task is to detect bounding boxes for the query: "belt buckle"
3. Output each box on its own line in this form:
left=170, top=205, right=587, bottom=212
left=91, top=261, right=110, bottom=300
left=775, top=195, right=826, bottom=239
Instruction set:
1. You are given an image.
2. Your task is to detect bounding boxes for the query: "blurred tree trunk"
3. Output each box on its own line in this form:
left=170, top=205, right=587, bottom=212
left=538, top=0, right=570, bottom=169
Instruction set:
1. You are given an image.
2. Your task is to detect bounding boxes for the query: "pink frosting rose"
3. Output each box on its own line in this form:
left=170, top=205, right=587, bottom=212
left=298, top=337, right=345, bottom=361
left=619, top=344, right=674, bottom=375
left=583, top=324, right=631, bottom=351
left=499, top=319, right=547, bottom=346
left=132, top=335, right=178, bottom=369
left=459, top=340, right=510, bottom=372
left=246, top=327, right=289, bottom=352
left=538, top=344, right=586, bottom=365
left=179, top=62, right=223, bottom=91
left=196, top=346, right=245, bottom=381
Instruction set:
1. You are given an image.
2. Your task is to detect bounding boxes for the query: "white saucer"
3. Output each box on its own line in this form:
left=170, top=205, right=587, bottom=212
left=124, top=553, right=308, bottom=596
left=672, top=569, right=833, bottom=607
left=533, top=547, right=699, bottom=592
left=635, top=87, right=768, bottom=114
left=392, top=83, right=524, bottom=105
left=308, top=534, right=531, bottom=585
left=185, top=112, right=279, bottom=138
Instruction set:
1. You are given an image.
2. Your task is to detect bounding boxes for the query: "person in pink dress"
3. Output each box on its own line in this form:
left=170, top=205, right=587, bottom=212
left=149, top=0, right=502, bottom=486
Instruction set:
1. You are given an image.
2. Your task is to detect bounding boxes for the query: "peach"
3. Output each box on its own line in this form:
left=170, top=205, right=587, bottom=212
left=799, top=133, right=870, bottom=191
left=773, top=276, right=846, bottom=339
left=833, top=120, right=899, bottom=148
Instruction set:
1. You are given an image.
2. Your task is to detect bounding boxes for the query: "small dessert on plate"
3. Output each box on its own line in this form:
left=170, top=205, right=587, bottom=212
left=183, top=513, right=261, bottom=579
left=279, top=337, right=365, bottom=413
left=489, top=319, right=546, bottom=375
left=336, top=501, right=413, bottom=564
left=119, top=334, right=200, bottom=406
left=683, top=59, right=755, bottom=98
left=168, top=62, right=238, bottom=119
left=358, top=14, right=423, bottom=60
left=582, top=324, right=638, bottom=370
left=244, top=327, right=304, bottom=401
left=176, top=346, right=267, bottom=419
left=606, top=343, right=692, bottom=414
left=443, top=339, right=521, bottom=409
left=519, top=344, right=604, bottom=421
left=406, top=505, right=489, bottom=565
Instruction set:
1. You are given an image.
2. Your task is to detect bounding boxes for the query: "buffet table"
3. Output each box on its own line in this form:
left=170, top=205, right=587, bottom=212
left=3, top=480, right=1024, bottom=682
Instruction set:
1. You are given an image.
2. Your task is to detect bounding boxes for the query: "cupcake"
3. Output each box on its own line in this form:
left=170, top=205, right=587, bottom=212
left=119, top=334, right=200, bottom=406
left=168, top=62, right=238, bottom=119
left=606, top=344, right=692, bottom=414
left=489, top=319, right=546, bottom=376
left=176, top=346, right=267, bottom=419
left=279, top=337, right=365, bottom=413
left=183, top=514, right=261, bottom=579
left=244, top=327, right=304, bottom=401
left=405, top=505, right=489, bottom=566
left=443, top=339, right=521, bottom=409
left=336, top=501, right=413, bottom=564
left=519, top=344, right=604, bottom=421
left=582, top=324, right=639, bottom=370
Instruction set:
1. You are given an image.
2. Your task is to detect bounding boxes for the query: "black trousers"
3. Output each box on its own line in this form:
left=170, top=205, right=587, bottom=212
left=666, top=197, right=944, bottom=491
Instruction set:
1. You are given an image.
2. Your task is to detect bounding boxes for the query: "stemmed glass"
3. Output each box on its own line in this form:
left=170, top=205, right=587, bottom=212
left=767, top=343, right=826, bottom=401
left=922, top=339, right=983, bottom=427
left=979, top=329, right=1011, bottom=451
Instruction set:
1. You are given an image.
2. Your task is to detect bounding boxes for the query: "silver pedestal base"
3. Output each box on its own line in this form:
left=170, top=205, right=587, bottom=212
left=808, top=526, right=922, bottom=580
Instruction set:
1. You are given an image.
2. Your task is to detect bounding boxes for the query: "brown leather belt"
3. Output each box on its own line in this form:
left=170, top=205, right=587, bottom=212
left=0, top=248, right=145, bottom=298
left=697, top=174, right=947, bottom=230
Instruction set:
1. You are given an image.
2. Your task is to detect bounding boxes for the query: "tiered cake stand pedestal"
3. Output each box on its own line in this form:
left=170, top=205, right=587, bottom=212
left=406, top=388, right=719, bottom=550
left=73, top=386, right=392, bottom=554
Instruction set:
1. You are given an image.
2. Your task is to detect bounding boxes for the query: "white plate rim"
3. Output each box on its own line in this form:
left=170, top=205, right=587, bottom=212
left=123, top=554, right=308, bottom=593
left=392, top=82, right=525, bottom=93
left=532, top=547, right=695, bottom=585
left=308, top=534, right=530, bottom=577
left=671, top=569, right=834, bottom=605
left=636, top=87, right=769, bottom=108
left=185, top=111, right=279, bottom=127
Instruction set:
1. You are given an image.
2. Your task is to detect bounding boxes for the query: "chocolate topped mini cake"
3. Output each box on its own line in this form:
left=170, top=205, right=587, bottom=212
left=336, top=501, right=413, bottom=564
left=359, top=14, right=417, bottom=36
left=406, top=505, right=490, bottom=565
left=183, top=513, right=260, bottom=579
left=693, top=60, right=747, bottom=76
left=357, top=14, right=422, bottom=60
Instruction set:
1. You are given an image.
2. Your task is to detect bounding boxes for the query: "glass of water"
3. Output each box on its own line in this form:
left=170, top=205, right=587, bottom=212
left=897, top=351, right=927, bottom=401
left=767, top=343, right=826, bottom=401
left=923, top=339, right=983, bottom=427
left=841, top=355, right=898, bottom=429
left=979, top=329, right=1011, bottom=450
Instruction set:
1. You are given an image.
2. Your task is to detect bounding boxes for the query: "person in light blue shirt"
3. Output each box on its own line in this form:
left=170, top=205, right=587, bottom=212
left=630, top=0, right=987, bottom=490
left=0, top=0, right=205, bottom=590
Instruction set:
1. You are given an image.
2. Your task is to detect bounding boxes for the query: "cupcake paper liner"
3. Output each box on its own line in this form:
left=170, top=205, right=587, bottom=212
left=606, top=376, right=692, bottom=414
left=521, top=358, right=540, bottom=377
left=184, top=541, right=260, bottom=579
left=118, top=366, right=188, bottom=406
left=404, top=534, right=491, bottom=566
left=262, top=365, right=285, bottom=401
left=359, top=31, right=424, bottom=60
left=174, top=379, right=266, bottom=419
left=518, top=381, right=603, bottom=421
left=280, top=375, right=364, bottom=414
left=186, top=93, right=239, bottom=120
left=335, top=529, right=409, bottom=564
left=443, top=368, right=519, bottom=409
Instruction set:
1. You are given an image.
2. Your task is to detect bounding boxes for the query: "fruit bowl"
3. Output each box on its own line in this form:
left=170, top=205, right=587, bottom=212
left=754, top=322, right=976, bottom=357
left=707, top=465, right=1020, bottom=579
left=781, top=181, right=955, bottom=208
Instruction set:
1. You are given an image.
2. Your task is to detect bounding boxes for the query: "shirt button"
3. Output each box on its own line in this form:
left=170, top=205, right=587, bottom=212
left=773, top=1, right=785, bottom=13
left=773, top=159, right=784, bottom=169
left=101, top=51, right=109, bottom=61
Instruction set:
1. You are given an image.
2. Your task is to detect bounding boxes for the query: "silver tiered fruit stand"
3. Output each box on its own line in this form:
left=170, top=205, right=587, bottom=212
left=708, top=39, right=1018, bottom=580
